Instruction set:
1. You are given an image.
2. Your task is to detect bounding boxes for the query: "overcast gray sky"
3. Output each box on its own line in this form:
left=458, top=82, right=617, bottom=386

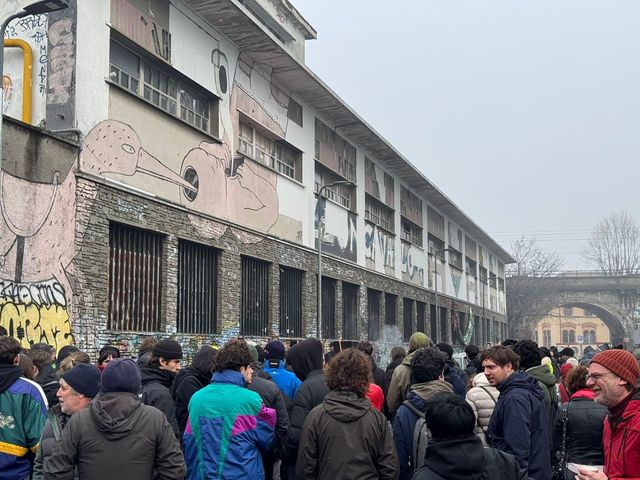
left=294, top=1, right=640, bottom=269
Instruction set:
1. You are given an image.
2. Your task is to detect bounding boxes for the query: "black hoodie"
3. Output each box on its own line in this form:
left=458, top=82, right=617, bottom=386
left=140, top=366, right=179, bottom=436
left=0, top=364, right=22, bottom=393
left=412, top=437, right=528, bottom=480
left=171, top=346, right=216, bottom=436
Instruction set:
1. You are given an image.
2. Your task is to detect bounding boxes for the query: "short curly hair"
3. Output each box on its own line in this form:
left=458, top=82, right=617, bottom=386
left=511, top=340, right=542, bottom=371
left=214, top=338, right=253, bottom=372
left=411, top=347, right=445, bottom=384
left=326, top=348, right=371, bottom=398
left=565, top=364, right=588, bottom=396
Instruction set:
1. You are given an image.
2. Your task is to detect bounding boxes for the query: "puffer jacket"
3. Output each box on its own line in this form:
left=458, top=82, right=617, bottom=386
left=183, top=370, right=275, bottom=480
left=44, top=392, right=186, bottom=480
left=465, top=372, right=500, bottom=446
left=411, top=437, right=528, bottom=480
left=488, top=372, right=551, bottom=480
left=552, top=388, right=606, bottom=479
left=387, top=350, right=420, bottom=414
left=296, top=390, right=398, bottom=480
left=602, top=389, right=640, bottom=478
left=392, top=380, right=453, bottom=480
left=140, top=366, right=179, bottom=436
left=32, top=404, right=70, bottom=480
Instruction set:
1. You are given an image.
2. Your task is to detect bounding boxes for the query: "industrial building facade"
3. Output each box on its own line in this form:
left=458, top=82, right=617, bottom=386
left=1, top=0, right=513, bottom=360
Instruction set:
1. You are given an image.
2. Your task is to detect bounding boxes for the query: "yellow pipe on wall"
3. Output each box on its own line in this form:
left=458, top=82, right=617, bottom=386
left=3, top=39, right=33, bottom=124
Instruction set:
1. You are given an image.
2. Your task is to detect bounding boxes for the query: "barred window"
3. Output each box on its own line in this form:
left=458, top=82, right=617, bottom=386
left=385, top=293, right=397, bottom=326
left=367, top=289, right=381, bottom=341
left=322, top=277, right=336, bottom=339
left=177, top=240, right=218, bottom=334
left=343, top=282, right=359, bottom=340
left=403, top=298, right=414, bottom=342
left=416, top=301, right=426, bottom=334
left=241, top=257, right=270, bottom=336
left=108, top=223, right=163, bottom=331
left=280, top=266, right=303, bottom=337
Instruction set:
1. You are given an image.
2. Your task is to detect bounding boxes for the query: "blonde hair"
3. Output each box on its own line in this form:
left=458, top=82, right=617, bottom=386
left=57, top=351, right=91, bottom=377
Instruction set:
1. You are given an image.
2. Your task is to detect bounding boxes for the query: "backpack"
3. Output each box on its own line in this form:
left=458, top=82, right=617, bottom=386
left=402, top=400, right=430, bottom=471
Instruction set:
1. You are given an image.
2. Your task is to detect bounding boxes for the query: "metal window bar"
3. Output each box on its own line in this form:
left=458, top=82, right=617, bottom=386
left=314, top=182, right=351, bottom=209
left=241, top=257, right=270, bottom=336
left=108, top=223, right=163, bottom=332
left=385, top=293, right=397, bottom=326
left=403, top=298, right=414, bottom=342
left=367, top=289, right=381, bottom=341
left=416, top=301, right=426, bottom=333
left=177, top=240, right=218, bottom=334
left=322, top=278, right=336, bottom=339
left=343, top=283, right=358, bottom=340
left=279, top=267, right=303, bottom=337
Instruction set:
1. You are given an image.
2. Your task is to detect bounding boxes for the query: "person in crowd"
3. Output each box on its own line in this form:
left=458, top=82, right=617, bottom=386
left=356, top=341, right=385, bottom=388
left=184, top=338, right=275, bottom=479
left=45, top=358, right=185, bottom=480
left=296, top=348, right=398, bottom=480
left=264, top=340, right=301, bottom=401
left=393, top=347, right=452, bottom=480
left=411, top=392, right=528, bottom=480
left=96, top=345, right=120, bottom=372
left=501, top=339, right=518, bottom=347
left=18, top=353, right=38, bottom=380
left=0, top=336, right=47, bottom=480
left=558, top=362, right=574, bottom=403
left=435, top=342, right=468, bottom=396
left=55, top=346, right=79, bottom=369
left=56, top=351, right=91, bottom=373
left=581, top=345, right=597, bottom=364
left=281, top=337, right=329, bottom=480
left=512, top=340, right=559, bottom=427
left=540, top=347, right=561, bottom=382
left=551, top=364, right=606, bottom=480
left=0, top=326, right=7, bottom=336
left=558, top=347, right=575, bottom=365
left=29, top=344, right=59, bottom=406
left=482, top=345, right=551, bottom=480
left=136, top=336, right=158, bottom=366
left=32, top=363, right=101, bottom=479
left=383, top=346, right=406, bottom=419
left=634, top=349, right=640, bottom=369
left=387, top=332, right=431, bottom=414
left=172, top=345, right=217, bottom=437
left=464, top=344, right=483, bottom=377
left=246, top=344, right=289, bottom=480
left=140, top=338, right=182, bottom=437
left=465, top=370, right=500, bottom=446
left=576, top=349, right=640, bottom=480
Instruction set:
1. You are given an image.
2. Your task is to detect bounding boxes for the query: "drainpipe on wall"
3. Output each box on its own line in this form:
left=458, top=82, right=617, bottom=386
left=3, top=39, right=33, bottom=124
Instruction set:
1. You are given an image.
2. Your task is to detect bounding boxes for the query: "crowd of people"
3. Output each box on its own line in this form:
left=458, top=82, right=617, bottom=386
left=0, top=325, right=639, bottom=480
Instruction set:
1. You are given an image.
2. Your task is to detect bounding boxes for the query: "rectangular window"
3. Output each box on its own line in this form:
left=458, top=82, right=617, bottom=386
left=448, top=248, right=463, bottom=270
left=365, top=194, right=395, bottom=232
left=428, top=234, right=445, bottom=258
left=563, top=307, right=573, bottom=317
left=385, top=293, right=397, bottom=326
left=241, top=257, right=270, bottom=336
left=287, top=98, right=303, bottom=127
left=238, top=120, right=302, bottom=181
left=367, top=289, right=381, bottom=341
left=315, top=163, right=355, bottom=211
left=343, top=282, right=359, bottom=340
left=108, top=223, right=163, bottom=331
left=403, top=298, right=414, bottom=342
left=109, top=39, right=216, bottom=135
left=279, top=266, right=303, bottom=337
left=430, top=304, right=438, bottom=341
left=322, top=277, right=336, bottom=339
left=465, top=257, right=477, bottom=277
left=400, top=186, right=423, bottom=226
left=427, top=206, right=445, bottom=240
left=314, top=118, right=356, bottom=182
left=401, top=218, right=423, bottom=247
left=416, top=301, right=426, bottom=333
left=177, top=240, right=218, bottom=334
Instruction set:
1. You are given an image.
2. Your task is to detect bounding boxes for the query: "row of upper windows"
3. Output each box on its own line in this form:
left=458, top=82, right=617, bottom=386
left=108, top=37, right=503, bottom=269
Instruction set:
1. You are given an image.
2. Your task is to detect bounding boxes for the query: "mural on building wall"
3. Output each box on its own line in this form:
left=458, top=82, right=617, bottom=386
left=364, top=223, right=394, bottom=272
left=451, top=271, right=462, bottom=297
left=401, top=242, right=425, bottom=286
left=315, top=199, right=357, bottom=262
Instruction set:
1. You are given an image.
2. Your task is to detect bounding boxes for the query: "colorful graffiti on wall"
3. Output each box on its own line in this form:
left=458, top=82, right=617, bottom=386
left=364, top=223, right=395, bottom=272
left=315, top=199, right=357, bottom=262
left=401, top=242, right=425, bottom=286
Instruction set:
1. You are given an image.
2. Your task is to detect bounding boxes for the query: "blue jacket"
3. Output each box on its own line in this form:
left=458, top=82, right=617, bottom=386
left=183, top=370, right=276, bottom=480
left=487, top=371, right=551, bottom=480
left=264, top=361, right=301, bottom=401
left=392, top=380, right=453, bottom=480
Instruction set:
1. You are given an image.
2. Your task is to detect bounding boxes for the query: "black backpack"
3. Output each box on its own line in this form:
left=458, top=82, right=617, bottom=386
left=402, top=400, right=430, bottom=472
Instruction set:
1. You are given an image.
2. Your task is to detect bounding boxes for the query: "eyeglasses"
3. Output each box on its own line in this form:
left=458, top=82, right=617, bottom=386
left=585, top=373, right=612, bottom=383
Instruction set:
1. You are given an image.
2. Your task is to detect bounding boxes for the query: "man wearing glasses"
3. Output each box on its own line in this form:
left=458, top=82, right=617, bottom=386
left=576, top=349, right=640, bottom=480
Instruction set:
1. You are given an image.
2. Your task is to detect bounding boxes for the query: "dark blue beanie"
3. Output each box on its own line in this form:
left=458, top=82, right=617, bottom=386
left=100, top=358, right=141, bottom=394
left=61, top=363, right=101, bottom=398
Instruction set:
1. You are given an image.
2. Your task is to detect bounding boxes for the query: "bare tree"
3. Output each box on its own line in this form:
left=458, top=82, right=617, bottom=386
left=506, top=237, right=563, bottom=338
left=584, top=212, right=640, bottom=275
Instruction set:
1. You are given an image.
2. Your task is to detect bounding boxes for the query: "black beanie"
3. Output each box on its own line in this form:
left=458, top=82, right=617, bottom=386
left=61, top=363, right=101, bottom=398
left=152, top=339, right=183, bottom=360
left=101, top=358, right=141, bottom=394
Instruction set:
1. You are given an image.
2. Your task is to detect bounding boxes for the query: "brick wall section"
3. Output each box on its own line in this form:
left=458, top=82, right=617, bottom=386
left=73, top=176, right=506, bottom=365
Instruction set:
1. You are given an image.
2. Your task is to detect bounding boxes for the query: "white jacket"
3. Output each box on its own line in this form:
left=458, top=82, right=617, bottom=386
left=465, top=372, right=500, bottom=446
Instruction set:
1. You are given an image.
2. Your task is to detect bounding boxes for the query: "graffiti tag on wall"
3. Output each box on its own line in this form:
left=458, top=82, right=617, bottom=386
left=0, top=278, right=74, bottom=349
left=401, top=242, right=425, bottom=286
left=364, top=223, right=395, bottom=271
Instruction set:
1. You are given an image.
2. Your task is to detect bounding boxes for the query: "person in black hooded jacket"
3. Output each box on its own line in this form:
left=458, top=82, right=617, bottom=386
left=171, top=345, right=217, bottom=437
left=412, top=392, right=528, bottom=480
left=280, top=338, right=329, bottom=480
left=140, top=339, right=182, bottom=437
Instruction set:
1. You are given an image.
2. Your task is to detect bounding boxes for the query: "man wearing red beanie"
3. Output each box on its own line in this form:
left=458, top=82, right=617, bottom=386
left=577, top=349, right=640, bottom=480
